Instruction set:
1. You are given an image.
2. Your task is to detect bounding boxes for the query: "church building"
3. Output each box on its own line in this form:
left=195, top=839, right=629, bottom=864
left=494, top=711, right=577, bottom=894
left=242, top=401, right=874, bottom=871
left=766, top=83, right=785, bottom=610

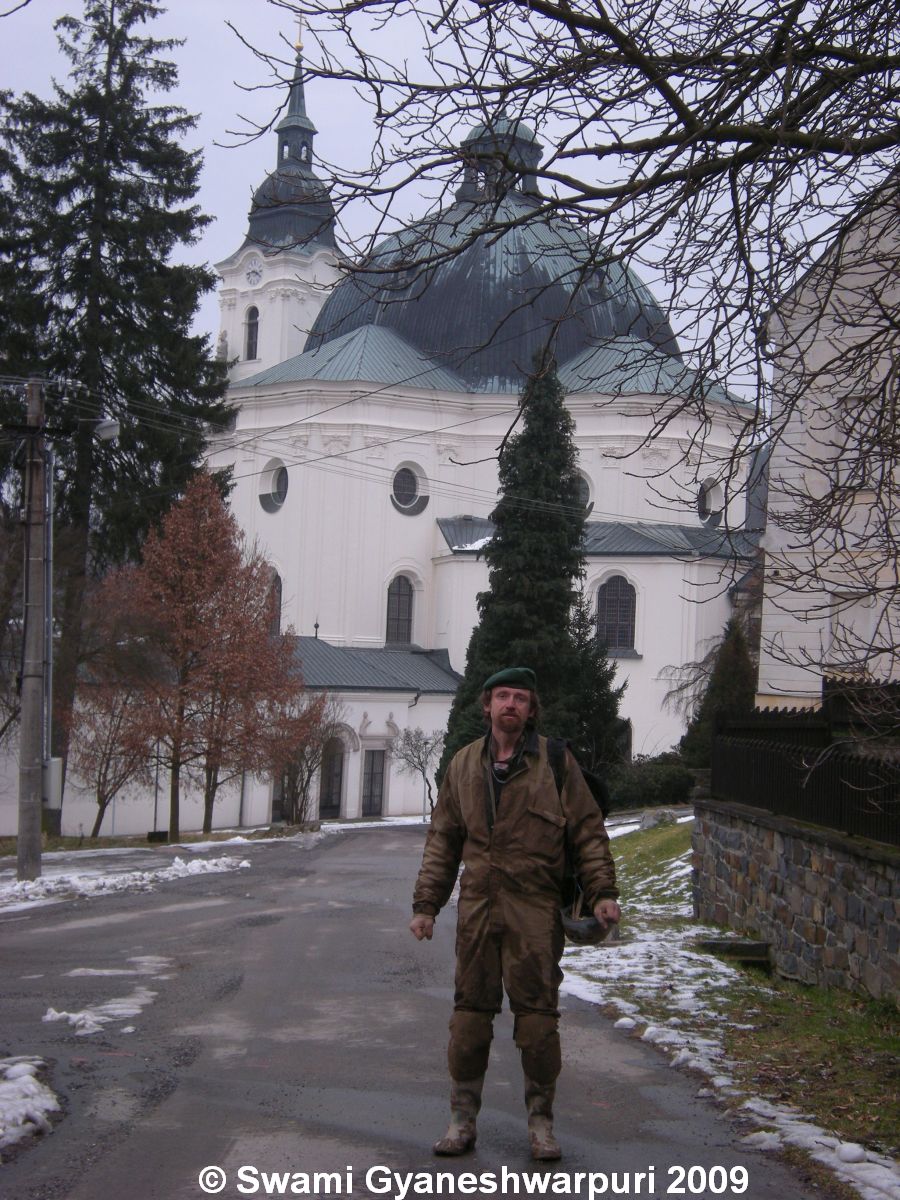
left=207, top=43, right=760, bottom=821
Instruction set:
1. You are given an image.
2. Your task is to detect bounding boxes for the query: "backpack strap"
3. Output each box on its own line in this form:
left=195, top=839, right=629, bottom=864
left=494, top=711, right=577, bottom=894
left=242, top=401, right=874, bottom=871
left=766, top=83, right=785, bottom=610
left=547, top=736, right=579, bottom=908
left=547, top=736, right=567, bottom=798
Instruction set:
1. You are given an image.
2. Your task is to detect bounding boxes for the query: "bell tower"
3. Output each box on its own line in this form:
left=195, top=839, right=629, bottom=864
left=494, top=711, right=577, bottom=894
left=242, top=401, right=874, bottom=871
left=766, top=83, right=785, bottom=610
left=215, top=25, right=342, bottom=382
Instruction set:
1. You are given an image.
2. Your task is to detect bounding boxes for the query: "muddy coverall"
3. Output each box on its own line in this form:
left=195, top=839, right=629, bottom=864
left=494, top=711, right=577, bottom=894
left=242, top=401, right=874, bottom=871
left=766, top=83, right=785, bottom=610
left=412, top=730, right=618, bottom=1086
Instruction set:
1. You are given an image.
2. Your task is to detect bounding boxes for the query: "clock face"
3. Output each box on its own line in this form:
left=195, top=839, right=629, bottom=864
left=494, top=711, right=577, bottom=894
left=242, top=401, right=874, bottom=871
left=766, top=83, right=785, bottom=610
left=245, top=256, right=263, bottom=285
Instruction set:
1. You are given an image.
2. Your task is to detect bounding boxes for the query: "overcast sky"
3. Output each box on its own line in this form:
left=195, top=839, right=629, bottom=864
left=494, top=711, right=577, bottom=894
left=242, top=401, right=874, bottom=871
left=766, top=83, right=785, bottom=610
left=2, top=0, right=382, bottom=341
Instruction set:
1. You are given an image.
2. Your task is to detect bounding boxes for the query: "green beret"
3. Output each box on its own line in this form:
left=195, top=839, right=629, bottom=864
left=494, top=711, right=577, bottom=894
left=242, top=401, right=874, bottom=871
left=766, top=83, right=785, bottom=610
left=483, top=667, right=537, bottom=691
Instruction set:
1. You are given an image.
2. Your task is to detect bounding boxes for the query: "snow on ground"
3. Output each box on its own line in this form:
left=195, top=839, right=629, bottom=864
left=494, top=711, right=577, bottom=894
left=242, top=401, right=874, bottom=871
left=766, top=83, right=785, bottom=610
left=41, top=955, right=176, bottom=1037
left=561, top=821, right=900, bottom=1200
left=0, top=1060, right=59, bottom=1155
left=0, top=814, right=896, bottom=1198
left=0, top=854, right=251, bottom=913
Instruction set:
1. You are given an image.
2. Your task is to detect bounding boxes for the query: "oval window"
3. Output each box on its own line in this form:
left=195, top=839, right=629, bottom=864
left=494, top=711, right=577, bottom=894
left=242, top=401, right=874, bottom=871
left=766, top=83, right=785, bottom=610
left=390, top=465, right=429, bottom=515
left=393, top=467, right=418, bottom=507
left=575, top=474, right=591, bottom=510
left=260, top=461, right=289, bottom=513
left=697, top=478, right=723, bottom=527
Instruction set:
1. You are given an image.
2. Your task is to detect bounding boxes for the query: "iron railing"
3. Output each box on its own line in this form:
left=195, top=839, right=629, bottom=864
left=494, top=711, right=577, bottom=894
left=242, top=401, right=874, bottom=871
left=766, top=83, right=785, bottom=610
left=711, top=735, right=900, bottom=847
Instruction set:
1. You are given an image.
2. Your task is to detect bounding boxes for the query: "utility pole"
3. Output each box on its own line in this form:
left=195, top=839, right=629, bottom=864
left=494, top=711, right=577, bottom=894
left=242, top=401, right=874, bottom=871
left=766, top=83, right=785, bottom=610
left=18, top=379, right=46, bottom=881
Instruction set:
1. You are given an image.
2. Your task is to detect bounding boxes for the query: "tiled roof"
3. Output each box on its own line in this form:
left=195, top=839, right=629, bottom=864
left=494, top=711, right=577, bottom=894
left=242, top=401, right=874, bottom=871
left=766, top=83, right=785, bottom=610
left=292, top=637, right=461, bottom=693
left=438, top=515, right=759, bottom=560
left=239, top=324, right=466, bottom=392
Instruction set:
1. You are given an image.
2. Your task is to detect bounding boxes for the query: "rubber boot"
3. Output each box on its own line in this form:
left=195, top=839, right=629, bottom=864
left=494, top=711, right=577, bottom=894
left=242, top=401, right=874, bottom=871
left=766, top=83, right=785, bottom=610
left=433, top=1075, right=484, bottom=1156
left=525, top=1077, right=561, bottom=1161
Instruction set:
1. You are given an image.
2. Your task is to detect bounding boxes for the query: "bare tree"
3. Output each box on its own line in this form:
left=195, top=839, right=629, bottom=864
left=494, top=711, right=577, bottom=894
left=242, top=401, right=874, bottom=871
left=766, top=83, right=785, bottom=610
left=245, top=0, right=899, bottom=701
left=68, top=680, right=152, bottom=839
left=271, top=694, right=345, bottom=825
left=392, top=726, right=444, bottom=813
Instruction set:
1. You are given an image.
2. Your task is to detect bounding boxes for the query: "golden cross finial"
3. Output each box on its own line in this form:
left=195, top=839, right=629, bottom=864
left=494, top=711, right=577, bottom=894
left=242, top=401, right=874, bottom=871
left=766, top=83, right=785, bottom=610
left=296, top=15, right=304, bottom=52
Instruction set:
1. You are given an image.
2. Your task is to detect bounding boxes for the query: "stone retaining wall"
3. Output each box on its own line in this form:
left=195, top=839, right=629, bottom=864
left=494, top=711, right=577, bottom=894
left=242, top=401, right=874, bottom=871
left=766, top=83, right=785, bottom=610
left=692, top=797, right=899, bottom=1003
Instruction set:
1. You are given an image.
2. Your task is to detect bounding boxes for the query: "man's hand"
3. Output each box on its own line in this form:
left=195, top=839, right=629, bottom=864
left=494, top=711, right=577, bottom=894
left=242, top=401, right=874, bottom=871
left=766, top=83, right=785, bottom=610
left=592, top=899, right=621, bottom=934
left=409, top=914, right=435, bottom=941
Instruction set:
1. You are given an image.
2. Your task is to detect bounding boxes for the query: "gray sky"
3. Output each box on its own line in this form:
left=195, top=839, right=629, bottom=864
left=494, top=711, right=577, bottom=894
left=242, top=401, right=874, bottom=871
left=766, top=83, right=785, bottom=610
left=2, top=0, right=378, bottom=341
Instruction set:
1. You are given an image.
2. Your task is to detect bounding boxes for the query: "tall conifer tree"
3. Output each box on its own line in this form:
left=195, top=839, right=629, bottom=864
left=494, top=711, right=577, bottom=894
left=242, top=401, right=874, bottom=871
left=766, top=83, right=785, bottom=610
left=679, top=618, right=756, bottom=767
left=0, top=1, right=228, bottom=766
left=440, top=358, right=621, bottom=776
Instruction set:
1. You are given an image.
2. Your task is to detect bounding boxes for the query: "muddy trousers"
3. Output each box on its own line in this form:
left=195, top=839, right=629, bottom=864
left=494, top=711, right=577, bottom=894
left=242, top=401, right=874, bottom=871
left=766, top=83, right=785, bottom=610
left=447, top=896, right=564, bottom=1086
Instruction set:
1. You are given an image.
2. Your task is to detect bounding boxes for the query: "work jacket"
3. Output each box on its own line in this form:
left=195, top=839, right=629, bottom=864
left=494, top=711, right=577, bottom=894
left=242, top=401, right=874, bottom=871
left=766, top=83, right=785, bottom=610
left=412, top=730, right=618, bottom=918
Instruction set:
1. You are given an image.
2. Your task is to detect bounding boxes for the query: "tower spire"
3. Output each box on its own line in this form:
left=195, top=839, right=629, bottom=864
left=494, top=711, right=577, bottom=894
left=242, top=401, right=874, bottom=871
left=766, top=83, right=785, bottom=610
left=276, top=20, right=316, bottom=168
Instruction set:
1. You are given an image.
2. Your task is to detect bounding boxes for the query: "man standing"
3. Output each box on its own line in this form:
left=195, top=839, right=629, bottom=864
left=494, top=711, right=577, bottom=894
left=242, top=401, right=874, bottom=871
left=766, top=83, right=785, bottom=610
left=409, top=667, right=620, bottom=1161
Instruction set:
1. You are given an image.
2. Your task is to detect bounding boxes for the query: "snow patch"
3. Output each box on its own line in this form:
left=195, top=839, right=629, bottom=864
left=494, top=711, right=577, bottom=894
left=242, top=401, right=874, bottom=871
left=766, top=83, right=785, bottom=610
left=0, top=855, right=250, bottom=910
left=0, top=1058, right=60, bottom=1155
left=740, top=1099, right=900, bottom=1200
left=43, top=985, right=158, bottom=1035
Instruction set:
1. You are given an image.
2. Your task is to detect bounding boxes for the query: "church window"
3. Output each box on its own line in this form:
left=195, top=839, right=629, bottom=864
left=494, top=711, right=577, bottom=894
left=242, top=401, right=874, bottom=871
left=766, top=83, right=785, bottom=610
left=698, top=478, right=723, bottom=527
left=597, top=575, right=636, bottom=653
left=319, top=738, right=344, bottom=819
left=259, top=460, right=288, bottom=513
left=245, top=306, right=260, bottom=360
left=269, top=571, right=283, bottom=636
left=390, top=464, right=429, bottom=515
left=575, top=473, right=591, bottom=511
left=361, top=750, right=386, bottom=816
left=393, top=468, right=417, bottom=507
left=386, top=575, right=414, bottom=644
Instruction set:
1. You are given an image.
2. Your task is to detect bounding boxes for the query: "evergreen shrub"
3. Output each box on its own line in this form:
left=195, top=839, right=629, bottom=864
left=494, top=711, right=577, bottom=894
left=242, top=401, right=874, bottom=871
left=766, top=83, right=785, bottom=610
left=607, top=755, right=694, bottom=810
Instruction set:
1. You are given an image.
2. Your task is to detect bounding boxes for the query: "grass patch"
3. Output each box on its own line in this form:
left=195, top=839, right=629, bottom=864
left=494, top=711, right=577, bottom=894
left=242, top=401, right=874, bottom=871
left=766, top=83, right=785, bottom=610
left=612, top=818, right=694, bottom=910
left=722, top=972, right=900, bottom=1157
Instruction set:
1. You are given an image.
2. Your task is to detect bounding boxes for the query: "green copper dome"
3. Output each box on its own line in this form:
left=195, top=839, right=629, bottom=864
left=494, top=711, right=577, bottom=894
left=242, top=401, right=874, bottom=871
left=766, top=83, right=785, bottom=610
left=306, top=121, right=678, bottom=392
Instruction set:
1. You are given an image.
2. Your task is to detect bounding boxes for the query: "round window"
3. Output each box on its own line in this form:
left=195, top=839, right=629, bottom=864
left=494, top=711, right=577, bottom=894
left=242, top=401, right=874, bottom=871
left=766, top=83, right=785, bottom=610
left=390, top=466, right=429, bottom=515
left=697, top=479, right=723, bottom=527
left=392, top=467, right=418, bottom=507
left=575, top=474, right=591, bottom=510
left=260, top=461, right=289, bottom=513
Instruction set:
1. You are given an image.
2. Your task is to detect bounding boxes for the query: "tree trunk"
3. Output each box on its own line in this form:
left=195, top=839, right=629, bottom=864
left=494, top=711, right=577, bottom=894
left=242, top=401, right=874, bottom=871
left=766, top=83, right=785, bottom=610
left=90, top=796, right=110, bottom=840
left=202, top=762, right=218, bottom=834
left=168, top=746, right=181, bottom=843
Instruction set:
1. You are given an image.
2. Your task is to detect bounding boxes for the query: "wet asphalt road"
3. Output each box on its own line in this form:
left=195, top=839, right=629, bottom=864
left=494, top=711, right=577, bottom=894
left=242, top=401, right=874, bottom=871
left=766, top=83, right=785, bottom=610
left=0, top=826, right=823, bottom=1200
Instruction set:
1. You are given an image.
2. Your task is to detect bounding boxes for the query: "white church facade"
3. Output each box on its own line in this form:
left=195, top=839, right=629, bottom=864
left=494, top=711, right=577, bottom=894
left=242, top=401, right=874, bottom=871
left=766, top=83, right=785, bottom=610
left=204, top=47, right=761, bottom=822
left=0, top=43, right=763, bottom=839
left=0, top=44, right=770, bottom=842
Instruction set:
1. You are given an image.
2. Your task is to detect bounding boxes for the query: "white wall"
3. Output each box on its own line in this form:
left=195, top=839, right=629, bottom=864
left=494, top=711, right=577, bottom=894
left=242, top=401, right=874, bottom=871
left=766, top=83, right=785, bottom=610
left=0, top=691, right=449, bottom=838
left=216, top=244, right=341, bottom=383
left=758, top=194, right=900, bottom=706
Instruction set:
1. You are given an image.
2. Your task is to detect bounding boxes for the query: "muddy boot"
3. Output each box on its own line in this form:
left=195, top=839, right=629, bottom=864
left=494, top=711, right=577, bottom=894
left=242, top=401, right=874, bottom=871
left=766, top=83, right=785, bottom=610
left=525, top=1077, right=561, bottom=1161
left=433, top=1076, right=484, bottom=1156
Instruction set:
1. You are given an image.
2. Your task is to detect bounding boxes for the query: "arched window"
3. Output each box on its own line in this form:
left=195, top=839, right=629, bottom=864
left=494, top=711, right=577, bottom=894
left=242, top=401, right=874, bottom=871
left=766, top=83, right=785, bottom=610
left=319, top=738, right=344, bottom=819
left=245, top=306, right=259, bottom=360
left=596, top=575, right=636, bottom=652
left=386, top=575, right=414, bottom=644
left=268, top=571, right=283, bottom=637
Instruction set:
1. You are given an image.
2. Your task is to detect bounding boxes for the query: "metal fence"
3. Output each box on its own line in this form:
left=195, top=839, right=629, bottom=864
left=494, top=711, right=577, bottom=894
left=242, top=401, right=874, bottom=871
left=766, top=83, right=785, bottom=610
left=711, top=735, right=900, bottom=847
